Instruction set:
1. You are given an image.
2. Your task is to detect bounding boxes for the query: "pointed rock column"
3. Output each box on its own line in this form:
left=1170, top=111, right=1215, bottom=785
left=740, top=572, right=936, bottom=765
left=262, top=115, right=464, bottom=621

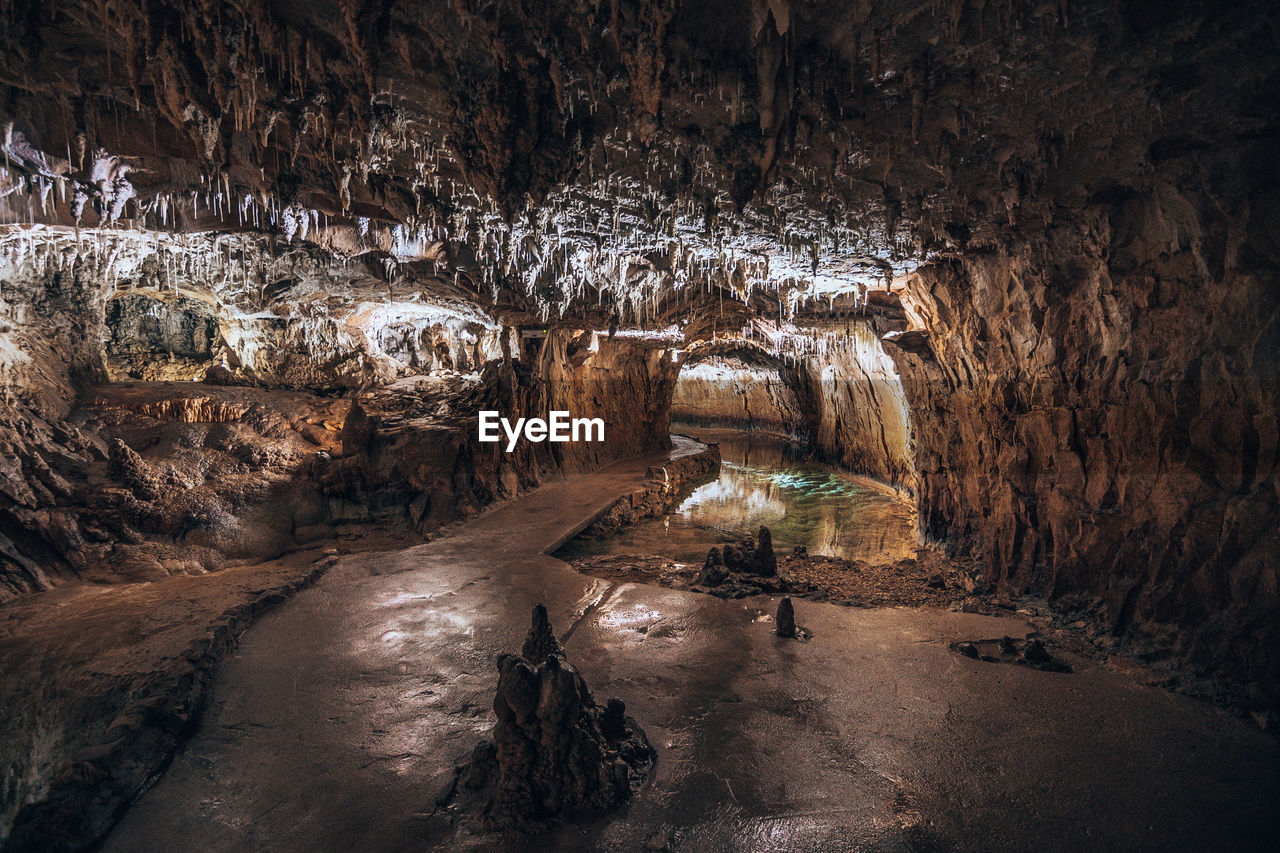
left=776, top=596, right=796, bottom=638
left=446, top=604, right=656, bottom=829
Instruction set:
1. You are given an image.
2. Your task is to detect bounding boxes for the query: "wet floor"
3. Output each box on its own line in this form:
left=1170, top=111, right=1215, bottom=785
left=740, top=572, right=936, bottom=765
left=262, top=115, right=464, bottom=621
left=103, top=439, right=1280, bottom=852
left=557, top=429, right=919, bottom=564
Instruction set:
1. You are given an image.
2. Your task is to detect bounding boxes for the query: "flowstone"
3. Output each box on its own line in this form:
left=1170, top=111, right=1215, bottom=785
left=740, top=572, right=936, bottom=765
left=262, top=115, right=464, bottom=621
left=440, top=604, right=655, bottom=830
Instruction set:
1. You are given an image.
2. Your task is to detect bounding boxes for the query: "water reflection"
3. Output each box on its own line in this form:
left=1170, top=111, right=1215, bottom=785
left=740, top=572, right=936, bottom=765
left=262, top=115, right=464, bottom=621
left=558, top=429, right=919, bottom=564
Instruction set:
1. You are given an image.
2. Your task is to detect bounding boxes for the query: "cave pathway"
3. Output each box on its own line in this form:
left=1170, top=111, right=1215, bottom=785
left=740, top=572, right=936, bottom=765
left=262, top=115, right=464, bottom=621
left=104, top=438, right=1278, bottom=852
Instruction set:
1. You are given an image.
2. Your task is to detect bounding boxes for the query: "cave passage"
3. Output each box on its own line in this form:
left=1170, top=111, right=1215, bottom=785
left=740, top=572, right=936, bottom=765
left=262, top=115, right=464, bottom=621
left=557, top=428, right=919, bottom=564
left=1, top=0, right=1278, bottom=851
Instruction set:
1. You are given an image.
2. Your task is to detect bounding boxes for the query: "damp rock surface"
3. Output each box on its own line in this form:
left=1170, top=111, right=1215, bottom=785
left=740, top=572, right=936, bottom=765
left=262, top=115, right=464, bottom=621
left=438, top=608, right=656, bottom=830
left=98, top=444, right=1280, bottom=853
left=0, top=545, right=357, bottom=852
left=776, top=596, right=796, bottom=638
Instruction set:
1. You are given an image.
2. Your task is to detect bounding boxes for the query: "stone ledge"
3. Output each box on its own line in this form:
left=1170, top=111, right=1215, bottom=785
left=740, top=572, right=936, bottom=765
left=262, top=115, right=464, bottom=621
left=575, top=439, right=720, bottom=537
left=0, top=552, right=339, bottom=853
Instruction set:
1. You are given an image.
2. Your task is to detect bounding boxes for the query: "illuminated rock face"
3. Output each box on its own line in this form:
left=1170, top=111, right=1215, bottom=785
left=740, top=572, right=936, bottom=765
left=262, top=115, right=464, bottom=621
left=792, top=323, right=917, bottom=492
left=892, top=209, right=1280, bottom=704
left=671, top=356, right=802, bottom=434
left=0, top=274, right=678, bottom=600
left=670, top=327, right=916, bottom=493
left=0, top=0, right=1276, bottom=708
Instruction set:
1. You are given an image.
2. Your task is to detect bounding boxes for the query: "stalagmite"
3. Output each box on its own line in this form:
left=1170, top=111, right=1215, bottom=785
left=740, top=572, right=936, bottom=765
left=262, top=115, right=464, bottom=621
left=441, top=605, right=655, bottom=829
left=776, top=596, right=796, bottom=638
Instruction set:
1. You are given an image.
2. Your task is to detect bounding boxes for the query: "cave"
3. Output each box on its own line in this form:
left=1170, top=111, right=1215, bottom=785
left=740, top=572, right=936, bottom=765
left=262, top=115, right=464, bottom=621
left=0, top=1, right=1277, bottom=850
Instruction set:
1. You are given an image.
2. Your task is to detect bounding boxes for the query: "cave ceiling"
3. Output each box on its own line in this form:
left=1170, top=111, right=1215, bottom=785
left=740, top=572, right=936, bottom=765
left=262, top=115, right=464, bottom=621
left=0, top=0, right=1271, bottom=337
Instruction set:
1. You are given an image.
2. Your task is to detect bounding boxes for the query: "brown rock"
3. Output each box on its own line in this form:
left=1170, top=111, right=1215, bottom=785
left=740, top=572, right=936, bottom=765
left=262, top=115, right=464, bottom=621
left=521, top=603, right=564, bottom=664
left=107, top=439, right=161, bottom=501
left=696, top=547, right=728, bottom=587
left=776, top=596, right=796, bottom=638
left=340, top=399, right=373, bottom=457
left=451, top=606, right=655, bottom=828
left=755, top=526, right=777, bottom=577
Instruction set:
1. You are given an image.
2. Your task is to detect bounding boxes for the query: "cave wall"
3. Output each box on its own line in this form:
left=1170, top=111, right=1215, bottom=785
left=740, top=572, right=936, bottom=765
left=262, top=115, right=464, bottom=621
left=2, top=229, right=506, bottom=393
left=670, top=357, right=803, bottom=434
left=219, top=304, right=507, bottom=391
left=0, top=258, right=109, bottom=598
left=103, top=292, right=220, bottom=381
left=1, top=258, right=677, bottom=600
left=0, top=259, right=107, bottom=416
left=892, top=184, right=1280, bottom=703
left=792, top=323, right=916, bottom=492
left=667, top=328, right=916, bottom=493
left=103, top=289, right=507, bottom=390
left=541, top=331, right=677, bottom=466
left=0, top=251, right=548, bottom=601
left=328, top=329, right=678, bottom=536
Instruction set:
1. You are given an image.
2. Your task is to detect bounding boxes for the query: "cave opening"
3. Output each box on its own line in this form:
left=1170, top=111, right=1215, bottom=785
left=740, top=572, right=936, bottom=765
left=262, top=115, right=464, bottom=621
left=1, top=1, right=1278, bottom=851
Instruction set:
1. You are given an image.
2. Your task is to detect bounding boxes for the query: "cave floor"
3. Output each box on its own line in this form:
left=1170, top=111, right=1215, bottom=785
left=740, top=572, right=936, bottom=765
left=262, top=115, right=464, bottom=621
left=101, top=438, right=1278, bottom=853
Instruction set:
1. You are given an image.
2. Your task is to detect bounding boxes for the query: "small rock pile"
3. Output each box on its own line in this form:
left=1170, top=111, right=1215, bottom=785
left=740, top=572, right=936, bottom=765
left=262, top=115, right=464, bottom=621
left=694, top=525, right=784, bottom=597
left=953, top=635, right=1072, bottom=673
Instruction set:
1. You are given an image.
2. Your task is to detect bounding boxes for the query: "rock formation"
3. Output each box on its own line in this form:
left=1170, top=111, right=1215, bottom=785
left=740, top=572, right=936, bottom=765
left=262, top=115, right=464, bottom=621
left=444, top=605, right=655, bottom=829
left=0, top=7, right=1275, bottom=841
left=776, top=596, right=796, bottom=638
left=696, top=547, right=728, bottom=588
left=754, top=526, right=778, bottom=577
left=723, top=526, right=779, bottom=578
left=338, top=399, right=373, bottom=457
left=107, top=438, right=162, bottom=502
left=891, top=211, right=1279, bottom=703
left=521, top=603, right=565, bottom=664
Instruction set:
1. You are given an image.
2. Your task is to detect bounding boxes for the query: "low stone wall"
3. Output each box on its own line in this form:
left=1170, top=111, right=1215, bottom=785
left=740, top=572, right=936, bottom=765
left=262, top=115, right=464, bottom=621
left=575, top=439, right=720, bottom=537
left=0, top=551, right=337, bottom=852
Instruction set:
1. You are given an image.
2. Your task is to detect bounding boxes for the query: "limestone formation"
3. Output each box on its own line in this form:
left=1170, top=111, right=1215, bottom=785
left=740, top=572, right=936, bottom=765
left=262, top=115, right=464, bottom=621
left=521, top=603, right=565, bottom=664
left=776, top=597, right=796, bottom=638
left=696, top=547, right=728, bottom=588
left=755, top=526, right=778, bottom=577
left=721, top=543, right=747, bottom=573
left=446, top=605, right=655, bottom=829
left=339, top=400, right=373, bottom=457
left=720, top=526, right=778, bottom=577
left=107, top=439, right=161, bottom=502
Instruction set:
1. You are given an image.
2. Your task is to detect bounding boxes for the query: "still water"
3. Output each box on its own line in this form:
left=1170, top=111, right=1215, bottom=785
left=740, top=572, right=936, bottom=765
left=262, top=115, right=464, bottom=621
left=557, top=429, right=919, bottom=564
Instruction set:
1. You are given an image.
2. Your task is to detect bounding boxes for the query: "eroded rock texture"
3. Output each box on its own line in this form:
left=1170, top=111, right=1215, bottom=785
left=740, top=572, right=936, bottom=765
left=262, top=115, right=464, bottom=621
left=0, top=0, right=1275, bottom=721
left=671, top=322, right=916, bottom=490
left=672, top=355, right=803, bottom=434
left=327, top=329, right=680, bottom=536
left=0, top=316, right=678, bottom=605
left=447, top=606, right=655, bottom=829
left=893, top=202, right=1280, bottom=705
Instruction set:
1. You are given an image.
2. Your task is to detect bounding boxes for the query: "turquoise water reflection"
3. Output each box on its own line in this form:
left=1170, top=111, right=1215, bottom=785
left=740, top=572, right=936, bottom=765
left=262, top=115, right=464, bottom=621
left=558, top=429, right=919, bottom=564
